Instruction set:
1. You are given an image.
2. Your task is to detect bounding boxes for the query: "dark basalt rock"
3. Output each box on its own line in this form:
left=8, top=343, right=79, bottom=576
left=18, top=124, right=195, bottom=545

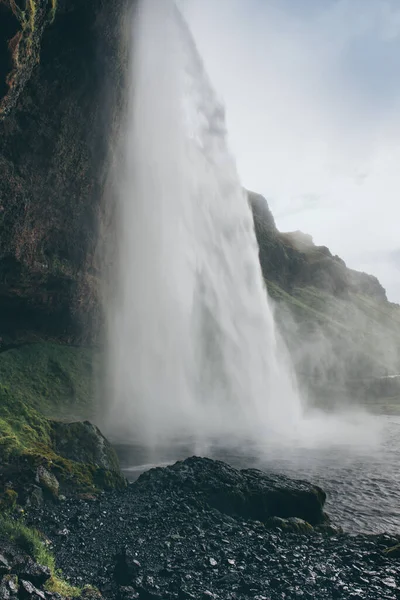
left=0, top=0, right=129, bottom=343
left=15, top=557, right=51, bottom=587
left=0, top=540, right=58, bottom=599
left=51, top=420, right=120, bottom=472
left=114, top=549, right=142, bottom=586
left=25, top=456, right=400, bottom=600
left=249, top=190, right=388, bottom=302
left=0, top=574, right=18, bottom=599
left=137, top=456, right=326, bottom=525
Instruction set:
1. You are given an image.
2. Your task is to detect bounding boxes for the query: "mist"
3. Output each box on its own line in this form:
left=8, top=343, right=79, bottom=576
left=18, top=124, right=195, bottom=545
left=181, top=0, right=400, bottom=302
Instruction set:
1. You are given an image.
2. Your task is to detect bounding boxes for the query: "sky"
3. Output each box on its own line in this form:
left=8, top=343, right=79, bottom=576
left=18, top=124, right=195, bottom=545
left=181, top=0, right=400, bottom=302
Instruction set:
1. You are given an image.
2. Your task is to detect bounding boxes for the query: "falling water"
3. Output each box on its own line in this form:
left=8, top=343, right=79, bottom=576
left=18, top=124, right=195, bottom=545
left=105, top=0, right=302, bottom=449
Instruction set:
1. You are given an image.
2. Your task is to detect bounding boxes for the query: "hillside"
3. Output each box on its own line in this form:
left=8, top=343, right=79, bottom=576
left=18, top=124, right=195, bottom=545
left=250, top=191, right=400, bottom=412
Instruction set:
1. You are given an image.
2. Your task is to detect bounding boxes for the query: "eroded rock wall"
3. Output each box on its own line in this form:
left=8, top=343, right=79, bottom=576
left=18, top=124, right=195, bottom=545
left=0, top=0, right=129, bottom=343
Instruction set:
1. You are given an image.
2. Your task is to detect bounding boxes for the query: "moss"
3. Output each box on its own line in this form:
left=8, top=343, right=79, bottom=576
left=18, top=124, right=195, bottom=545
left=28, top=0, right=38, bottom=39
left=0, top=343, right=97, bottom=420
left=0, top=488, right=18, bottom=510
left=50, top=0, right=57, bottom=23
left=0, top=386, right=125, bottom=495
left=0, top=385, right=52, bottom=459
left=384, top=544, right=400, bottom=558
left=0, top=515, right=81, bottom=597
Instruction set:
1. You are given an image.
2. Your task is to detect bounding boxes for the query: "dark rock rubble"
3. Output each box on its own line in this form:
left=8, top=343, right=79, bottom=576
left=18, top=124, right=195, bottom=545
left=22, top=456, right=400, bottom=600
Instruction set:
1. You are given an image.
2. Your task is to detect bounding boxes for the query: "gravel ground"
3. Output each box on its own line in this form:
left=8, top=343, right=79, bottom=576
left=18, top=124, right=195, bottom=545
left=27, top=457, right=400, bottom=600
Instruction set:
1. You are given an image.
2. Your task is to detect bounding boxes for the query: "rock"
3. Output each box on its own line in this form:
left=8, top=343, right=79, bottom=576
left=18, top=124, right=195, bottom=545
left=265, top=516, right=314, bottom=534
left=51, top=421, right=121, bottom=472
left=81, top=586, right=104, bottom=599
left=384, top=544, right=400, bottom=558
left=27, top=487, right=44, bottom=509
left=0, top=574, right=18, bottom=599
left=118, top=587, right=139, bottom=600
left=137, top=457, right=327, bottom=525
left=16, top=558, right=51, bottom=587
left=0, top=0, right=129, bottom=343
left=36, top=466, right=59, bottom=499
left=114, top=549, right=142, bottom=586
left=0, top=553, right=11, bottom=575
left=315, top=523, right=343, bottom=536
left=55, top=528, right=70, bottom=537
left=19, top=579, right=46, bottom=599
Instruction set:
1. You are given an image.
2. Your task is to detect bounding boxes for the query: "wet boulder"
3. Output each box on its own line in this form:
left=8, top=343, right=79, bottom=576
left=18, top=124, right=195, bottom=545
left=137, top=456, right=327, bottom=525
left=51, top=421, right=120, bottom=472
left=36, top=466, right=59, bottom=500
left=0, top=574, right=18, bottom=599
left=16, top=557, right=51, bottom=587
left=264, top=516, right=314, bottom=533
left=384, top=544, right=400, bottom=558
left=18, top=579, right=46, bottom=599
left=114, top=548, right=142, bottom=586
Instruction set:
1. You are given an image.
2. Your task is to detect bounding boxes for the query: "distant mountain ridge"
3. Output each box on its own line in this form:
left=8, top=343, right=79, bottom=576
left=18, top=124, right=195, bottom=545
left=249, top=191, right=400, bottom=410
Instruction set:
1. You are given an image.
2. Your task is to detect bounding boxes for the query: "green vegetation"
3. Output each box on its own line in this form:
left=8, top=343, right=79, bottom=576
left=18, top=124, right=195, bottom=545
left=0, top=343, right=97, bottom=419
left=0, top=385, right=123, bottom=492
left=50, top=0, right=57, bottom=23
left=0, top=385, right=52, bottom=459
left=0, top=515, right=81, bottom=597
left=28, top=0, right=37, bottom=33
left=0, top=344, right=125, bottom=494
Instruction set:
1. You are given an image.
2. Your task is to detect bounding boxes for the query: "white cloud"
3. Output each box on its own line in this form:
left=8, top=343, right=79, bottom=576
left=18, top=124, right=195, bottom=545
left=182, top=0, right=400, bottom=301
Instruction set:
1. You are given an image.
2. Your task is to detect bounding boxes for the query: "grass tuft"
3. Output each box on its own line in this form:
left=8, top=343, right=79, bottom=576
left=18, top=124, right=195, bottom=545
left=0, top=515, right=81, bottom=597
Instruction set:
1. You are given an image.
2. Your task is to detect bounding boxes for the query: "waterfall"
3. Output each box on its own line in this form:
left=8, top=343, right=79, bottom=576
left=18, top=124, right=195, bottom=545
left=105, top=0, right=302, bottom=449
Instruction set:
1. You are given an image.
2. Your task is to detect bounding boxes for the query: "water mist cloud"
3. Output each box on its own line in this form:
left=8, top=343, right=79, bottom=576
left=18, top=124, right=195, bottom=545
left=181, top=0, right=400, bottom=301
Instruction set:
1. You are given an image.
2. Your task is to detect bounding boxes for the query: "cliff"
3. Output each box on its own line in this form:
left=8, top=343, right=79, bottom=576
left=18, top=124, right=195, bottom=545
left=0, top=0, right=127, bottom=344
left=249, top=191, right=400, bottom=410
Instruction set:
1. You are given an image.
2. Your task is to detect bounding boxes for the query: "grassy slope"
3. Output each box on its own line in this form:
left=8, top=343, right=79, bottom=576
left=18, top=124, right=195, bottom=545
left=267, top=280, right=400, bottom=413
left=0, top=343, right=125, bottom=494
left=0, top=343, right=98, bottom=419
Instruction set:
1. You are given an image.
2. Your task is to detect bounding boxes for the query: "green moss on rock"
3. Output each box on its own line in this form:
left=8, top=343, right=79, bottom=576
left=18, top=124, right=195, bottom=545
left=0, top=343, right=98, bottom=420
left=384, top=544, right=400, bottom=559
left=0, top=385, right=125, bottom=498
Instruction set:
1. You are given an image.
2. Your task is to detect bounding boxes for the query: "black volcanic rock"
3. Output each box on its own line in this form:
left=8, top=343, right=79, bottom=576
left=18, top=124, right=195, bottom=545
left=51, top=420, right=120, bottom=472
left=249, top=191, right=387, bottom=301
left=137, top=456, right=326, bottom=525
left=25, top=456, right=400, bottom=600
left=0, top=0, right=128, bottom=343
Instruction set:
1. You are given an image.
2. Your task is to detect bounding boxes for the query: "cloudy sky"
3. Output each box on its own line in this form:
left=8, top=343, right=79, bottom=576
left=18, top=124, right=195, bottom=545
left=181, top=0, right=400, bottom=302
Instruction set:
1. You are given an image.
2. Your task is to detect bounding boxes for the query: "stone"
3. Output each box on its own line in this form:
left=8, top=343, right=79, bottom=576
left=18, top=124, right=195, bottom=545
left=0, top=574, right=18, bottom=599
left=51, top=421, right=121, bottom=472
left=118, top=587, right=139, bottom=599
left=17, top=558, right=51, bottom=586
left=36, top=466, right=59, bottom=499
left=0, top=553, right=11, bottom=575
left=19, top=579, right=46, bottom=599
left=28, top=487, right=44, bottom=508
left=265, top=516, right=314, bottom=534
left=384, top=544, right=400, bottom=558
left=137, top=456, right=327, bottom=525
left=114, top=549, right=142, bottom=586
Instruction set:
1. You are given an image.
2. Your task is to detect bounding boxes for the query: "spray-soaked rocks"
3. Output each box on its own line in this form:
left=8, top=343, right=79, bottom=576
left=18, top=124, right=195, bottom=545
left=26, top=457, right=400, bottom=600
left=136, top=456, right=327, bottom=525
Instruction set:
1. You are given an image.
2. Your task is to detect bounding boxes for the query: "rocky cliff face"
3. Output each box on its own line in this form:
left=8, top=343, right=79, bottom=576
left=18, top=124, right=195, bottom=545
left=250, top=191, right=400, bottom=408
left=0, top=0, right=128, bottom=343
left=249, top=191, right=387, bottom=302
